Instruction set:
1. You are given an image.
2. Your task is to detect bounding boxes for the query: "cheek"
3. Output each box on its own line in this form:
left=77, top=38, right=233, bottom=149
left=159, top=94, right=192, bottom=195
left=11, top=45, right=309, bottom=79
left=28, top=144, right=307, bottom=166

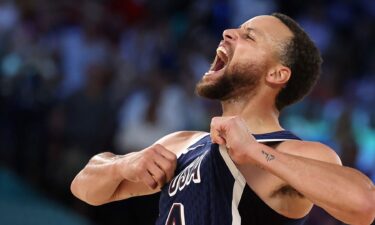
left=227, top=53, right=262, bottom=73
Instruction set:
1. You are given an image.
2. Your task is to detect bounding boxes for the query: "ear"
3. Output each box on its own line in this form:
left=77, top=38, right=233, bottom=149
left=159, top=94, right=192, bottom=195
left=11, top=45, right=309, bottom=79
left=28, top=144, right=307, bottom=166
left=266, top=66, right=291, bottom=87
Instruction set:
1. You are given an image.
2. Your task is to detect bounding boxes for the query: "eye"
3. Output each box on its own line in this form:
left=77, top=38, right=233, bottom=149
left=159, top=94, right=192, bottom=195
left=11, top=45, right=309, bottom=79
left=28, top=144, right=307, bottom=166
left=245, top=33, right=254, bottom=41
left=239, top=26, right=256, bottom=41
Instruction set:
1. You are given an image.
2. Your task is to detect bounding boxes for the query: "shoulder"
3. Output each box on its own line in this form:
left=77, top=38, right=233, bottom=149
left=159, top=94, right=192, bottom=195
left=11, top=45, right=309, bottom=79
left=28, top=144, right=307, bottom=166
left=155, top=131, right=209, bottom=155
left=276, top=140, right=342, bottom=166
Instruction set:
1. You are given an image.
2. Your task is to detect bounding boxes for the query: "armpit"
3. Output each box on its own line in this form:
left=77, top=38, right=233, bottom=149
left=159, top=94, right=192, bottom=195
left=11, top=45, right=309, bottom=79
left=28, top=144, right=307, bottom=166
left=271, top=185, right=305, bottom=198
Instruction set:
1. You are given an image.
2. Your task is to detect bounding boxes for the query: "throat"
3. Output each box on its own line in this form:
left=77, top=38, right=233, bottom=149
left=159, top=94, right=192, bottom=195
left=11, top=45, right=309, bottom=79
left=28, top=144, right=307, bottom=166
left=221, top=97, right=282, bottom=134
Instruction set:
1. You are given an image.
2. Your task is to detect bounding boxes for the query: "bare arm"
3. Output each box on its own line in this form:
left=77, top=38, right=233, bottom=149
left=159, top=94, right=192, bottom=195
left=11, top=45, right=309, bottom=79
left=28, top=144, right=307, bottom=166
left=70, top=144, right=176, bottom=206
left=210, top=116, right=375, bottom=225
left=255, top=145, right=375, bottom=225
left=70, top=131, right=206, bottom=206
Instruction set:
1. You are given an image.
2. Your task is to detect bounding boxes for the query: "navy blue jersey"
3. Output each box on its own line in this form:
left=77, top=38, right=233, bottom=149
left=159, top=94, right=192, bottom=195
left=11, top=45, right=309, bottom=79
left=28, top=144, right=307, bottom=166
left=155, top=131, right=308, bottom=225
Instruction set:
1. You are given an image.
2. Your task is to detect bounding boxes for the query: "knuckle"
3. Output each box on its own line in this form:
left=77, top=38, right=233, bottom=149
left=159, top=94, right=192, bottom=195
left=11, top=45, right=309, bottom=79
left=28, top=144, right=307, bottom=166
left=155, top=172, right=165, bottom=182
left=165, top=162, right=173, bottom=171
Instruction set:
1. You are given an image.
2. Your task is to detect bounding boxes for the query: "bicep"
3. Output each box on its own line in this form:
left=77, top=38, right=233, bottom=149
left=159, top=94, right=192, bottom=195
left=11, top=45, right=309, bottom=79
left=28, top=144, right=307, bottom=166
left=279, top=141, right=342, bottom=166
left=270, top=142, right=342, bottom=218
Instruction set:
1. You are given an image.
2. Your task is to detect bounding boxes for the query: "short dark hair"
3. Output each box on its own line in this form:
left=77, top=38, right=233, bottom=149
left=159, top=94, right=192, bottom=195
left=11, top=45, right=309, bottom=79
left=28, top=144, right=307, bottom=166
left=271, top=13, right=322, bottom=111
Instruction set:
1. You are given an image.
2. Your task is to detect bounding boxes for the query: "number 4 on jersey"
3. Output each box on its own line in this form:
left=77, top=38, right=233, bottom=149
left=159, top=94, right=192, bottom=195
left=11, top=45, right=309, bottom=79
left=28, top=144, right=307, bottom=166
left=165, top=203, right=186, bottom=225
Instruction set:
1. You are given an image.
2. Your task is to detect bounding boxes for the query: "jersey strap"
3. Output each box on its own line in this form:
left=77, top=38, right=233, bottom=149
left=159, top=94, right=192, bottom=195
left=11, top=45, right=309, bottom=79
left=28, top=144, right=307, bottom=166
left=253, top=130, right=301, bottom=143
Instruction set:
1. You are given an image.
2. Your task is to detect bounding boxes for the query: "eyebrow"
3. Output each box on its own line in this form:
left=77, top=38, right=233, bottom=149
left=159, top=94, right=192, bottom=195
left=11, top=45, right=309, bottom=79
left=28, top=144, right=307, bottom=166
left=239, top=25, right=264, bottom=37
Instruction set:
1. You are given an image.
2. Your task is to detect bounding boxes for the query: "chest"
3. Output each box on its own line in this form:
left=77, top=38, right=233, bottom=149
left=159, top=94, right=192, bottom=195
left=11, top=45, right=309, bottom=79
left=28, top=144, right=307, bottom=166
left=173, top=139, right=285, bottom=201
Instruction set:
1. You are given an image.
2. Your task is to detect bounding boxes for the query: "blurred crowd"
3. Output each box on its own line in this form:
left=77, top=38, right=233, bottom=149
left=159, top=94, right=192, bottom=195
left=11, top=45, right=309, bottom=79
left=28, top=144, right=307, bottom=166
left=0, top=0, right=374, bottom=224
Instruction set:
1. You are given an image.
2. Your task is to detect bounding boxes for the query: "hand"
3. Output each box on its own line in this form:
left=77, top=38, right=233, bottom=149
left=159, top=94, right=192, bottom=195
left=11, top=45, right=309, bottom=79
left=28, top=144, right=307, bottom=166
left=117, top=144, right=177, bottom=190
left=210, top=116, right=258, bottom=165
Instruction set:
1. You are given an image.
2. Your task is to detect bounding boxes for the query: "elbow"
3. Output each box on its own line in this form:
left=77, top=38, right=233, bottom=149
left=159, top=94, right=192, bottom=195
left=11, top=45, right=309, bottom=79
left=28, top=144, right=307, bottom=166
left=82, top=194, right=110, bottom=206
left=71, top=179, right=112, bottom=206
left=71, top=180, right=104, bottom=206
left=84, top=199, right=105, bottom=207
left=70, top=175, right=87, bottom=203
left=70, top=175, right=81, bottom=200
left=70, top=174, right=104, bottom=206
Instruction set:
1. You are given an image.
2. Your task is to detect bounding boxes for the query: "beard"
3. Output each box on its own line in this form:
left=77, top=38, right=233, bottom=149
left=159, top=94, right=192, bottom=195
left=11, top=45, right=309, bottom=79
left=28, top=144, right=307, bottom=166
left=195, top=61, right=264, bottom=101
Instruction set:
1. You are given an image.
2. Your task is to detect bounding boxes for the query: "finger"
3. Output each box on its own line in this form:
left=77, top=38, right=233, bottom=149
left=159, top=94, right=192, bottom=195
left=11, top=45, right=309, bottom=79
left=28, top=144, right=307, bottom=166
left=210, top=126, right=226, bottom=145
left=142, top=170, right=158, bottom=190
left=153, top=145, right=177, bottom=182
left=154, top=144, right=177, bottom=162
left=211, top=133, right=226, bottom=145
left=147, top=162, right=167, bottom=187
left=210, top=117, right=227, bottom=144
left=152, top=151, right=176, bottom=182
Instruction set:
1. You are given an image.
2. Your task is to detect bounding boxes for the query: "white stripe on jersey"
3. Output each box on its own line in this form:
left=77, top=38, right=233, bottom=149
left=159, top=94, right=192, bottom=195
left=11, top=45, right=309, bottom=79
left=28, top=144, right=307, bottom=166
left=218, top=138, right=295, bottom=224
left=177, top=133, right=210, bottom=158
left=257, top=138, right=297, bottom=143
left=219, top=145, right=246, bottom=225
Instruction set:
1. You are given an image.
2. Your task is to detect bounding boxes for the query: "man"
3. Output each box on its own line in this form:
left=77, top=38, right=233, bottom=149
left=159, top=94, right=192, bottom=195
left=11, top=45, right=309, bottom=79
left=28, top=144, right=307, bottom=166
left=71, top=13, right=375, bottom=225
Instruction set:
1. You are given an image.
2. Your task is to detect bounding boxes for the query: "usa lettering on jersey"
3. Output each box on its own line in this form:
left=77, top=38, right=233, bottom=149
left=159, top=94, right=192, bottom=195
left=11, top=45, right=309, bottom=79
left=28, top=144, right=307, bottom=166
left=168, top=151, right=207, bottom=196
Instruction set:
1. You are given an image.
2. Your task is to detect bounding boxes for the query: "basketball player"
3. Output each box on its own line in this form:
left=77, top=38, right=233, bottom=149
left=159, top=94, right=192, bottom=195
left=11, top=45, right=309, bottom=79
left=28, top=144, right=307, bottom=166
left=71, top=13, right=375, bottom=225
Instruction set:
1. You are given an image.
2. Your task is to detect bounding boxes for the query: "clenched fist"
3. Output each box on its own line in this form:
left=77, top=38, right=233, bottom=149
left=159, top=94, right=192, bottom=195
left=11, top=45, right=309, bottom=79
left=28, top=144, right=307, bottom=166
left=116, top=144, right=177, bottom=190
left=210, top=116, right=259, bottom=165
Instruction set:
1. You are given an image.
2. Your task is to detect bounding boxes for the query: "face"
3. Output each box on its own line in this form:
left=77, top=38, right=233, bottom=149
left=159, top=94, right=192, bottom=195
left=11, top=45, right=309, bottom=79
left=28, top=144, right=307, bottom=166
left=196, top=15, right=293, bottom=100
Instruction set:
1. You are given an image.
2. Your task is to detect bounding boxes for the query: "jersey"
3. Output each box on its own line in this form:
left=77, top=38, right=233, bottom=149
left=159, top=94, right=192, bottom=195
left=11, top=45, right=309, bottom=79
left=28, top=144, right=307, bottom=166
left=155, top=130, right=309, bottom=225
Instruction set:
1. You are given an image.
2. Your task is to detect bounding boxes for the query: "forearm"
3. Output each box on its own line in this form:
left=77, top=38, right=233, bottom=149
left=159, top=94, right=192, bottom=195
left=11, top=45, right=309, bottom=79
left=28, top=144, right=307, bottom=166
left=71, top=152, right=127, bottom=205
left=71, top=144, right=177, bottom=205
left=209, top=116, right=374, bottom=223
left=250, top=144, right=375, bottom=224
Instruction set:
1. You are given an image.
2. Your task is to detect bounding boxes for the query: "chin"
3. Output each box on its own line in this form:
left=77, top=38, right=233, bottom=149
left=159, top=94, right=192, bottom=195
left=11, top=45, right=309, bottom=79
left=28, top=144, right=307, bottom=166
left=195, top=72, right=233, bottom=100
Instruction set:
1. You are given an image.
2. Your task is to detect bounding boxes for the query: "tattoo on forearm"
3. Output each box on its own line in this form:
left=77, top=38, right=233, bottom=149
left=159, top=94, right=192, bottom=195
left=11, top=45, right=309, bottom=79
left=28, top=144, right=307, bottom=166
left=261, top=150, right=275, bottom=162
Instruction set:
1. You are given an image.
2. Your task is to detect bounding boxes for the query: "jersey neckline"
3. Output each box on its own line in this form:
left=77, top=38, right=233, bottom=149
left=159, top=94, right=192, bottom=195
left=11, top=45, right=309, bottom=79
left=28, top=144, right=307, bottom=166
left=253, top=130, right=301, bottom=142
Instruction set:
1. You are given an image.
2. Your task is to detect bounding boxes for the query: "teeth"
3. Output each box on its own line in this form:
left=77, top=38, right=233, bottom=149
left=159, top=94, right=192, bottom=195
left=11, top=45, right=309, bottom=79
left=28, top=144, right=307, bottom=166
left=216, top=46, right=228, bottom=63
left=216, top=46, right=227, bottom=56
left=206, top=46, right=228, bottom=74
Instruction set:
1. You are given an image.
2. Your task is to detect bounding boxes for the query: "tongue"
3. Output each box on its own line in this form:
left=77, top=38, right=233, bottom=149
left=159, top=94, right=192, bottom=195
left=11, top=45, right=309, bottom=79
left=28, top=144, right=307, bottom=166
left=213, top=57, right=225, bottom=71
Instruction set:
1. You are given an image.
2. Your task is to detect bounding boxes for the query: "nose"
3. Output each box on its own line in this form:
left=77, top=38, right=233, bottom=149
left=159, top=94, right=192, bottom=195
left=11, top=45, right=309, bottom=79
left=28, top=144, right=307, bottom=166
left=222, top=28, right=238, bottom=41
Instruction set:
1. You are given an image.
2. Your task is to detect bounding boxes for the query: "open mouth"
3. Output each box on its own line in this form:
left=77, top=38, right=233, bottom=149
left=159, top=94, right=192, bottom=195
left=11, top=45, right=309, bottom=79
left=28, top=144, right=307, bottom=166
left=205, top=46, right=229, bottom=75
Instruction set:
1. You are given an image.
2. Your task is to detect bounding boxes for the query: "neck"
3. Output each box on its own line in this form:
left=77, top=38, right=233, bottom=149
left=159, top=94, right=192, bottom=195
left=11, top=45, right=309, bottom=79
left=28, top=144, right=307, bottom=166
left=221, top=94, right=282, bottom=134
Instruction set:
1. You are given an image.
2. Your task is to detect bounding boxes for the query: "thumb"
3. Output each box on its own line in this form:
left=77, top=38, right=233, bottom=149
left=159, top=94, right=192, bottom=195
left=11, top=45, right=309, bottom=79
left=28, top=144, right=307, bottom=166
left=211, top=130, right=226, bottom=145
